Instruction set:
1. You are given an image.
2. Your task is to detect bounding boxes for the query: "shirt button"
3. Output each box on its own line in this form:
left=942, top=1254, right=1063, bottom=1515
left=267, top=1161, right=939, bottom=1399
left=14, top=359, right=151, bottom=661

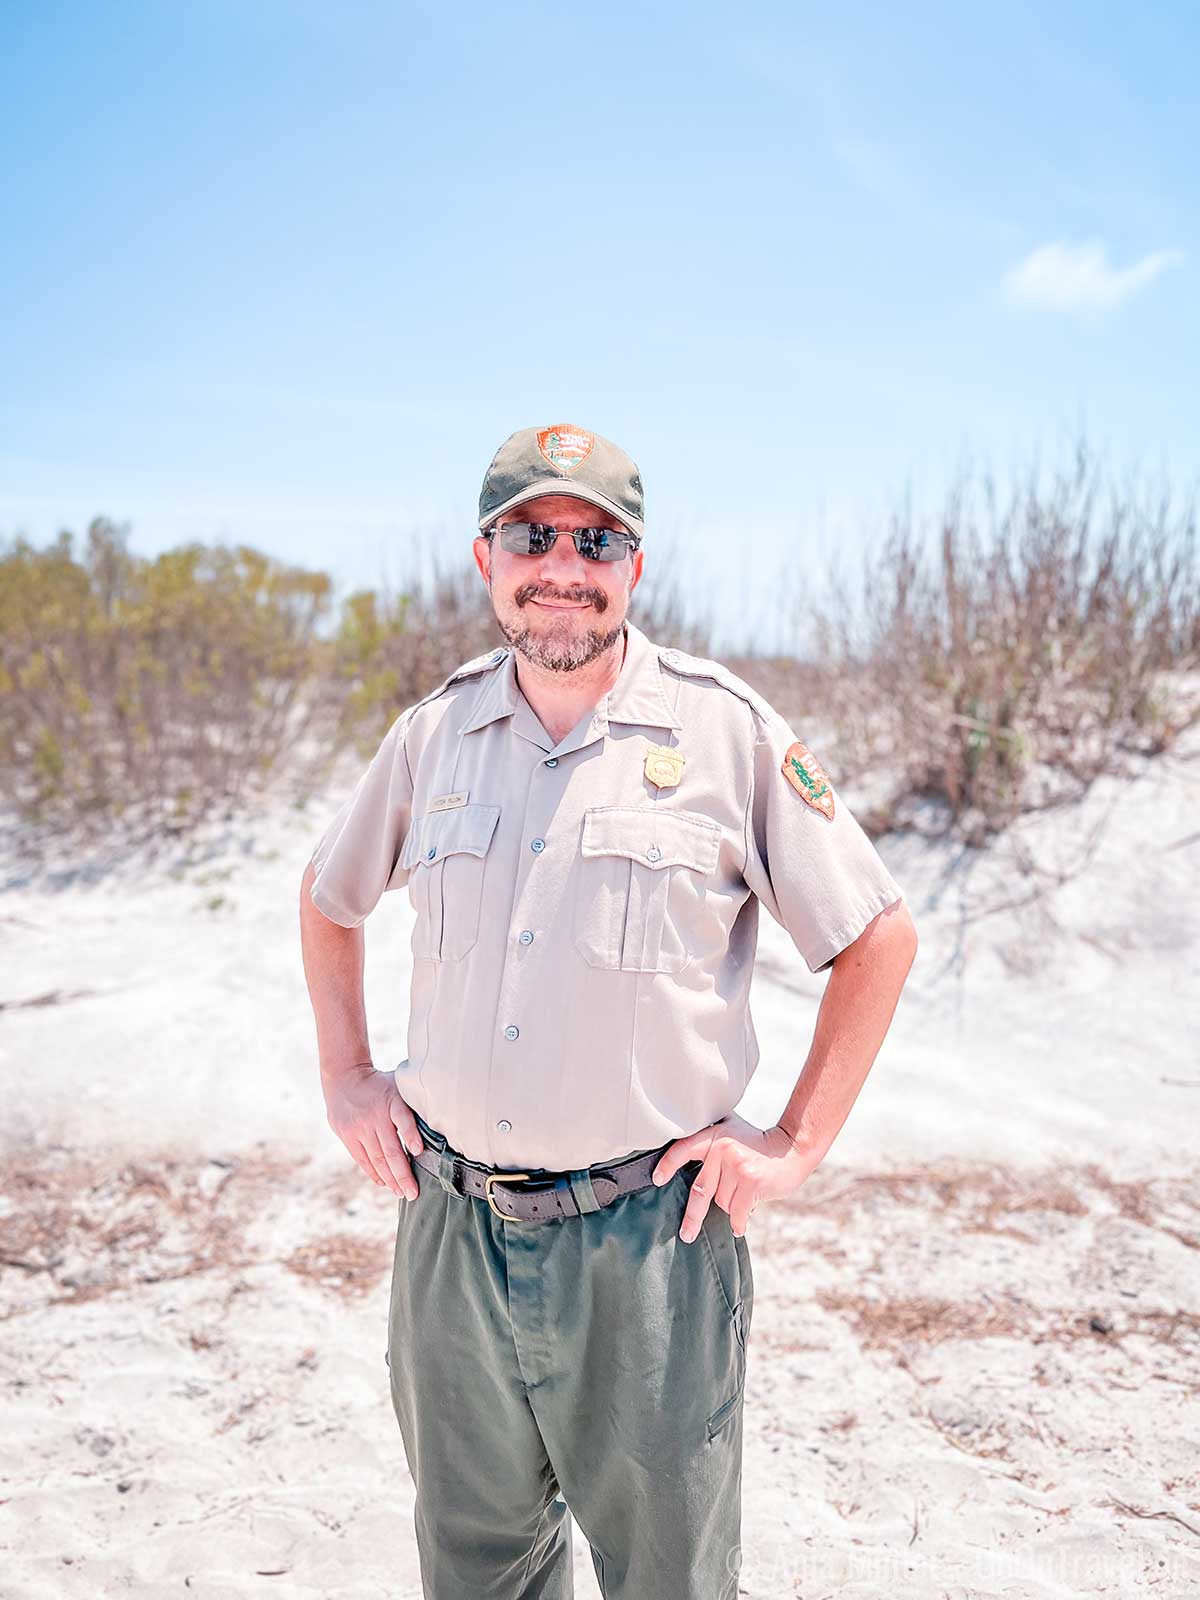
left=530, top=837, right=546, bottom=853
left=504, top=1024, right=519, bottom=1040
left=518, top=929, right=534, bottom=945
left=544, top=757, right=558, bottom=767
left=497, top=1119, right=512, bottom=1132
left=425, top=846, right=437, bottom=860
left=647, top=845, right=662, bottom=862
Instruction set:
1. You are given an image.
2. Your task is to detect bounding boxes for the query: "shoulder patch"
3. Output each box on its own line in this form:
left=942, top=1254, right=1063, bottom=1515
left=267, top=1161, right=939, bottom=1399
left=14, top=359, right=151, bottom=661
left=782, top=741, right=835, bottom=819
left=657, top=645, right=777, bottom=724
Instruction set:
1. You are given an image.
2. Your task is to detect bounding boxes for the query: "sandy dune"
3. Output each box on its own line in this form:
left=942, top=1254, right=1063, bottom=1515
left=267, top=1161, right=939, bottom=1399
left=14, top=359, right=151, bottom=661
left=2, top=722, right=1198, bottom=1597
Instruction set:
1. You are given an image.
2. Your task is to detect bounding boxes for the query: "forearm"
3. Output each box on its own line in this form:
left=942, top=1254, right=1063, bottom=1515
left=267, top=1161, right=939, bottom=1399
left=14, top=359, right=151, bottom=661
left=299, top=862, right=373, bottom=1085
left=776, top=903, right=916, bottom=1158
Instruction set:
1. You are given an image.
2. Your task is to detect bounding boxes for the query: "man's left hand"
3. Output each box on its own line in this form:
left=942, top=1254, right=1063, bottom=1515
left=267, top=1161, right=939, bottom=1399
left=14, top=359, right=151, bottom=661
left=651, top=1113, right=819, bottom=1242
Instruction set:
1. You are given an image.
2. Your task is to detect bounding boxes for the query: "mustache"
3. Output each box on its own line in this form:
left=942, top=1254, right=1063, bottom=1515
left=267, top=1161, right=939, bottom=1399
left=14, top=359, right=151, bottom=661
left=517, top=583, right=607, bottom=611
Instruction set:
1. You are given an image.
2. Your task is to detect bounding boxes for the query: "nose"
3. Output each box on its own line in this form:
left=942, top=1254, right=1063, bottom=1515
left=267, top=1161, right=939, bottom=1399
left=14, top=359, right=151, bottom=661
left=533, top=534, right=592, bottom=587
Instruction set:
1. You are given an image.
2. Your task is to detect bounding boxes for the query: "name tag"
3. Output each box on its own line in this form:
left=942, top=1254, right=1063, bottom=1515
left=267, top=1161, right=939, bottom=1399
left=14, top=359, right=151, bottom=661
left=428, top=790, right=469, bottom=813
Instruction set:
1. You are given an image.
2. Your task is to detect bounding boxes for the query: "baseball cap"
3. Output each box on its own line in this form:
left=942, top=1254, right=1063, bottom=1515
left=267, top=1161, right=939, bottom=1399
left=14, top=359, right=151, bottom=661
left=478, top=423, right=645, bottom=541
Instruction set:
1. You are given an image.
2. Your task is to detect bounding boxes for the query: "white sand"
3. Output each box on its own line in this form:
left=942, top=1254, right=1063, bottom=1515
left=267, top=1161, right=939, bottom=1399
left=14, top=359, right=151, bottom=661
left=2, top=721, right=1198, bottom=1597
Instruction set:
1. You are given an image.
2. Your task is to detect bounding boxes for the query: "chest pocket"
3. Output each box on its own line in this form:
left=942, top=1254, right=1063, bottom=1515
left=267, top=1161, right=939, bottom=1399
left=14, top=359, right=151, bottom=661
left=401, top=803, right=501, bottom=961
left=573, top=806, right=722, bottom=974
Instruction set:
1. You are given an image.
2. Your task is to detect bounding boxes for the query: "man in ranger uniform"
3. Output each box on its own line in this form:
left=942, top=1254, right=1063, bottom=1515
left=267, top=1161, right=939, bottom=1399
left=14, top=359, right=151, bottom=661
left=299, top=422, right=918, bottom=1600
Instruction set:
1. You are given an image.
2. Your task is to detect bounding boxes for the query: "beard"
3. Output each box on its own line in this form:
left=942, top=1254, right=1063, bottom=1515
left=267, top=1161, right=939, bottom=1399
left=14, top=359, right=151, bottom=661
left=493, top=582, right=627, bottom=672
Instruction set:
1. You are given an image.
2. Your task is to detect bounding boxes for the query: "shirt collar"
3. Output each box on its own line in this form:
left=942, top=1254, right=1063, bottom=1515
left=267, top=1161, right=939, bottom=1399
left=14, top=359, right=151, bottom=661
left=458, top=618, right=682, bottom=739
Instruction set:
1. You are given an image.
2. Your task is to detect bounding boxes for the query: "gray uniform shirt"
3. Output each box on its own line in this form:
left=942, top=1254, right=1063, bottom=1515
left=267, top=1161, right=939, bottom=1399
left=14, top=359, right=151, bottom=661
left=308, top=618, right=905, bottom=1170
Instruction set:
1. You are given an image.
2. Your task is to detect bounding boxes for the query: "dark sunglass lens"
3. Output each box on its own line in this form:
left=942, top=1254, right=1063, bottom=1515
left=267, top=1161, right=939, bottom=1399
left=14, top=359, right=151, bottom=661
left=590, top=530, right=629, bottom=561
left=498, top=524, right=531, bottom=554
left=572, top=530, right=602, bottom=561
left=500, top=523, right=630, bottom=559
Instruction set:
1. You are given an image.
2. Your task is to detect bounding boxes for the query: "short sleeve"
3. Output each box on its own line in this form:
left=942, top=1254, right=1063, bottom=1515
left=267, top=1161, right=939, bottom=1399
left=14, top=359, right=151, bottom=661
left=741, top=703, right=904, bottom=974
left=307, top=709, right=416, bottom=928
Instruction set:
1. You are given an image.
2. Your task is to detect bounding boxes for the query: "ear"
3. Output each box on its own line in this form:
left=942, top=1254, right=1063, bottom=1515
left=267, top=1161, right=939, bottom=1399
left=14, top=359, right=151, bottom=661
left=627, top=546, right=645, bottom=597
left=472, top=534, right=492, bottom=587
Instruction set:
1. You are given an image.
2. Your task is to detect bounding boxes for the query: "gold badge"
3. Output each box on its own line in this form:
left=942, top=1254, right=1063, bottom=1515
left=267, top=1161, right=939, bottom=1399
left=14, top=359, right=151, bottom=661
left=644, top=743, right=685, bottom=790
left=782, top=741, right=835, bottom=819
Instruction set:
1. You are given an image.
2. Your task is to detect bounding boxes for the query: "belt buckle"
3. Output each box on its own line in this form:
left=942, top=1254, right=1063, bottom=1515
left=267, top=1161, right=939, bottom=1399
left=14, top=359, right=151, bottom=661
left=484, top=1170, right=534, bottom=1221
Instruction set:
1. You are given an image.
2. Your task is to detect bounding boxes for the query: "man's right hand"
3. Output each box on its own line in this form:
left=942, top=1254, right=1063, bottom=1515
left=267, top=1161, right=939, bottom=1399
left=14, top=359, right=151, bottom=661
left=323, top=1062, right=425, bottom=1200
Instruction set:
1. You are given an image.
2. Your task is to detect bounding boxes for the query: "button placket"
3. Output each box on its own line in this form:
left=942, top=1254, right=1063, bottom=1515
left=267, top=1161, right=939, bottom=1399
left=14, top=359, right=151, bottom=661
left=515, top=757, right=558, bottom=947
left=489, top=761, right=563, bottom=1139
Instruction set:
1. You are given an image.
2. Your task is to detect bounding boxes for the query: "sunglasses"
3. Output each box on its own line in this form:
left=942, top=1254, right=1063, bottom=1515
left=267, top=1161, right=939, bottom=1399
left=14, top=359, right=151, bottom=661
left=486, top=522, right=640, bottom=563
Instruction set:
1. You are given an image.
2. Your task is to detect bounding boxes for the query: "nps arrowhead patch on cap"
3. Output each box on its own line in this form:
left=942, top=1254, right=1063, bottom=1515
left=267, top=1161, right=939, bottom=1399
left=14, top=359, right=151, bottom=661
left=782, top=741, right=835, bottom=819
left=537, top=425, right=595, bottom=473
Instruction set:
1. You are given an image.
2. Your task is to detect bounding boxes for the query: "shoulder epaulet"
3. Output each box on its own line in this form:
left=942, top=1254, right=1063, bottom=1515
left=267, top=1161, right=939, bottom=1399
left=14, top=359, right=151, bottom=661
left=408, top=645, right=509, bottom=715
left=657, top=645, right=777, bottom=726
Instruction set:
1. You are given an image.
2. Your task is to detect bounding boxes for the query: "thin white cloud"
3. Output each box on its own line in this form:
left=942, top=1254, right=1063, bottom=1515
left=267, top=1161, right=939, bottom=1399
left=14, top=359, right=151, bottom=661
left=1004, top=238, right=1184, bottom=311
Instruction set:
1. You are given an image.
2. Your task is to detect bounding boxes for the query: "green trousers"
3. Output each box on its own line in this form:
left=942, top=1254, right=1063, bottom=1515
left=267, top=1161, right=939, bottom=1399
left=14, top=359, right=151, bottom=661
left=385, top=1112, right=754, bottom=1599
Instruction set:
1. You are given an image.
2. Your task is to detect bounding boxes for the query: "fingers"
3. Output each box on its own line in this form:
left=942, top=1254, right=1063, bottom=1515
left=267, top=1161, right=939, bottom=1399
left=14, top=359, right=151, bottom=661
left=679, top=1151, right=760, bottom=1242
left=678, top=1155, right=719, bottom=1244
left=386, top=1093, right=424, bottom=1201
left=652, top=1128, right=710, bottom=1187
left=651, top=1147, right=682, bottom=1187
left=348, top=1143, right=386, bottom=1190
left=363, top=1127, right=419, bottom=1202
left=389, top=1096, right=425, bottom=1159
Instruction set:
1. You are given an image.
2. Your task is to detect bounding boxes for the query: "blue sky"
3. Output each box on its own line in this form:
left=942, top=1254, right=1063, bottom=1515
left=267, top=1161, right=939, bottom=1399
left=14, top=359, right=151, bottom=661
left=2, top=0, right=1195, bottom=648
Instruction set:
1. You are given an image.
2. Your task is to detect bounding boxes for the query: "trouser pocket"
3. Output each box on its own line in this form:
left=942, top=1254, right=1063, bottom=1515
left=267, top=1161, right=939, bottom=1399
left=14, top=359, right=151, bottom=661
left=699, top=1201, right=746, bottom=1340
left=706, top=1380, right=745, bottom=1440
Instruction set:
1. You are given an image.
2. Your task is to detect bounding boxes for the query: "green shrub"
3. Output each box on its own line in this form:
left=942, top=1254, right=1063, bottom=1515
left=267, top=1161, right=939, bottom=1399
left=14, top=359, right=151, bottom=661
left=0, top=518, right=334, bottom=835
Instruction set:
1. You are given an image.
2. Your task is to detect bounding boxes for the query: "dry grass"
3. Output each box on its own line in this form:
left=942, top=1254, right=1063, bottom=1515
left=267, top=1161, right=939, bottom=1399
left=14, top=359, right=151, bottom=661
left=750, top=1159, right=1200, bottom=1367
left=0, top=1145, right=382, bottom=1316
left=4, top=1146, right=1197, bottom=1366
left=4, top=436, right=1195, bottom=849
left=5, top=1140, right=1199, bottom=1572
left=731, top=435, right=1200, bottom=844
left=0, top=518, right=709, bottom=847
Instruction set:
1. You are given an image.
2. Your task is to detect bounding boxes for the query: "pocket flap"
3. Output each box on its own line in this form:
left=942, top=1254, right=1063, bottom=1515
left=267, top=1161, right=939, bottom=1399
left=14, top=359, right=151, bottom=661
left=580, top=806, right=721, bottom=874
left=402, top=803, right=501, bottom=869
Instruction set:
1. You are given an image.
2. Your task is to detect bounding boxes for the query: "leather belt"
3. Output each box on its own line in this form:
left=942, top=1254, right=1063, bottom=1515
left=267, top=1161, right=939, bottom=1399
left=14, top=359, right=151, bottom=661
left=410, top=1123, right=695, bottom=1223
